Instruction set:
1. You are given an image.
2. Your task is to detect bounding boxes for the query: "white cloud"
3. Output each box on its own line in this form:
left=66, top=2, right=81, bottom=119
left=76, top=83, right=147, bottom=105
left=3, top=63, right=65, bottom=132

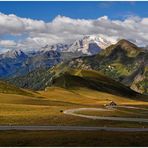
left=0, top=13, right=48, bottom=35
left=0, top=40, right=16, bottom=47
left=0, top=12, right=148, bottom=52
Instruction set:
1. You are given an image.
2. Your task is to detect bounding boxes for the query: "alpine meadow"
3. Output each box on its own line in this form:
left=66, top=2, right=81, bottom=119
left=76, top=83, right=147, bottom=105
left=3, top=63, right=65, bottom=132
left=0, top=1, right=148, bottom=147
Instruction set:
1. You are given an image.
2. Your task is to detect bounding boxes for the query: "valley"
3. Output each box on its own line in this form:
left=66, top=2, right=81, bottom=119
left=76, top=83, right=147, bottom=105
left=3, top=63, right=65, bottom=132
left=0, top=86, right=148, bottom=146
left=0, top=85, right=148, bottom=127
left=0, top=39, right=148, bottom=146
left=0, top=2, right=148, bottom=146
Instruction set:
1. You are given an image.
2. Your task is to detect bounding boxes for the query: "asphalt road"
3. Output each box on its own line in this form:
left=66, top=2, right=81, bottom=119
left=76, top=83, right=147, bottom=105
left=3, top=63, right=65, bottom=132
left=0, top=125, right=148, bottom=132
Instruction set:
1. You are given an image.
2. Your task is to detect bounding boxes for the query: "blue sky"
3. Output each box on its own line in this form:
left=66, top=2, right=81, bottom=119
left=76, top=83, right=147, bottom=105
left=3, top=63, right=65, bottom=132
left=0, top=1, right=147, bottom=52
left=0, top=1, right=147, bottom=21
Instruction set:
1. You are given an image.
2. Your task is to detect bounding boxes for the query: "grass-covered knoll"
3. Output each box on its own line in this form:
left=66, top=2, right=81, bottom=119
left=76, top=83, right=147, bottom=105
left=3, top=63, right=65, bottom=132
left=51, top=68, right=148, bottom=100
left=0, top=80, right=31, bottom=96
left=41, top=87, right=147, bottom=106
left=101, top=39, right=142, bottom=57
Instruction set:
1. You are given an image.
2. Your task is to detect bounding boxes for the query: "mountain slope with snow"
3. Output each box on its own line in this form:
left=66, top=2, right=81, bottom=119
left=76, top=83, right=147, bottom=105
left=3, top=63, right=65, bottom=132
left=8, top=39, right=148, bottom=95
left=0, top=49, right=28, bottom=59
left=0, top=35, right=116, bottom=78
left=40, top=35, right=115, bottom=56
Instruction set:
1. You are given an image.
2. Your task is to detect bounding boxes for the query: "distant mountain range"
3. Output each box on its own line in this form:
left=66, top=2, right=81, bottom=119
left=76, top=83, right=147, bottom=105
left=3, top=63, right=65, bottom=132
left=41, top=35, right=113, bottom=55
left=0, top=35, right=114, bottom=78
left=9, top=39, right=148, bottom=95
left=0, top=49, right=61, bottom=78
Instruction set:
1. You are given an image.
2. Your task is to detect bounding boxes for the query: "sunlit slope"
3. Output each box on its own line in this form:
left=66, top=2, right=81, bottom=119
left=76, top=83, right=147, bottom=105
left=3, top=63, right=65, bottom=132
left=9, top=39, right=148, bottom=94
left=51, top=69, right=148, bottom=100
left=41, top=87, right=147, bottom=106
left=0, top=80, right=31, bottom=96
left=0, top=81, right=148, bottom=126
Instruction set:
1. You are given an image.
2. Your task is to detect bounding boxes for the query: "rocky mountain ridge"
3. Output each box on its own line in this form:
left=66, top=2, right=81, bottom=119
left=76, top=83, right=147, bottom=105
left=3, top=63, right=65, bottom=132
left=9, top=39, right=148, bottom=95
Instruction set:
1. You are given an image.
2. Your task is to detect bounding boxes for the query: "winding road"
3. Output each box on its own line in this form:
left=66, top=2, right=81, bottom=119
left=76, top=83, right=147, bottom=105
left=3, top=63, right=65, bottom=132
left=1, top=106, right=148, bottom=132
left=63, top=107, right=148, bottom=123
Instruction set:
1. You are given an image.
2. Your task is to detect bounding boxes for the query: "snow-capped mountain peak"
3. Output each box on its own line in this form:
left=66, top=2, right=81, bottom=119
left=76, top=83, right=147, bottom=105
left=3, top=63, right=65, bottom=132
left=39, top=35, right=115, bottom=56
left=66, top=35, right=115, bottom=55
left=1, top=49, right=27, bottom=59
left=83, top=35, right=115, bottom=49
left=22, top=34, right=116, bottom=57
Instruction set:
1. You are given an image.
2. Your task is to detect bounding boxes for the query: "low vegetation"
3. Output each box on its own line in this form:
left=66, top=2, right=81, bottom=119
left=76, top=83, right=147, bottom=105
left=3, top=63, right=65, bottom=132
left=1, top=131, right=148, bottom=146
left=0, top=80, right=32, bottom=96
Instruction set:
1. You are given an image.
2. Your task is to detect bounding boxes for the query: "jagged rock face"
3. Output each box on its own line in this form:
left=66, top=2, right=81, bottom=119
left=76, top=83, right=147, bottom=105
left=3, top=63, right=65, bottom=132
left=130, top=61, right=148, bottom=94
left=131, top=73, right=146, bottom=94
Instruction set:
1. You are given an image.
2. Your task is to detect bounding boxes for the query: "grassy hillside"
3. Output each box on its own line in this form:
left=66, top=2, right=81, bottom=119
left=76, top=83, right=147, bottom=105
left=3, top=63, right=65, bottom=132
left=101, top=39, right=142, bottom=57
left=51, top=68, right=148, bottom=100
left=8, top=68, right=52, bottom=90
left=1, top=85, right=148, bottom=126
left=9, top=39, right=148, bottom=95
left=0, top=80, right=32, bottom=96
left=64, top=40, right=148, bottom=94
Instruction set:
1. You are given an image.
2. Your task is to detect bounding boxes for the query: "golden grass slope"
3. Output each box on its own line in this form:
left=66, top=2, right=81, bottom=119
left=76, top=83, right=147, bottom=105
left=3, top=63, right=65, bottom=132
left=1, top=86, right=148, bottom=126
left=0, top=80, right=32, bottom=96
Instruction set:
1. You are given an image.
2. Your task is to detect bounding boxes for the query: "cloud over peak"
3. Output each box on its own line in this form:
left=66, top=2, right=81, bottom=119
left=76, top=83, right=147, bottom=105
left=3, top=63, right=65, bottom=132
left=0, top=12, right=147, bottom=52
